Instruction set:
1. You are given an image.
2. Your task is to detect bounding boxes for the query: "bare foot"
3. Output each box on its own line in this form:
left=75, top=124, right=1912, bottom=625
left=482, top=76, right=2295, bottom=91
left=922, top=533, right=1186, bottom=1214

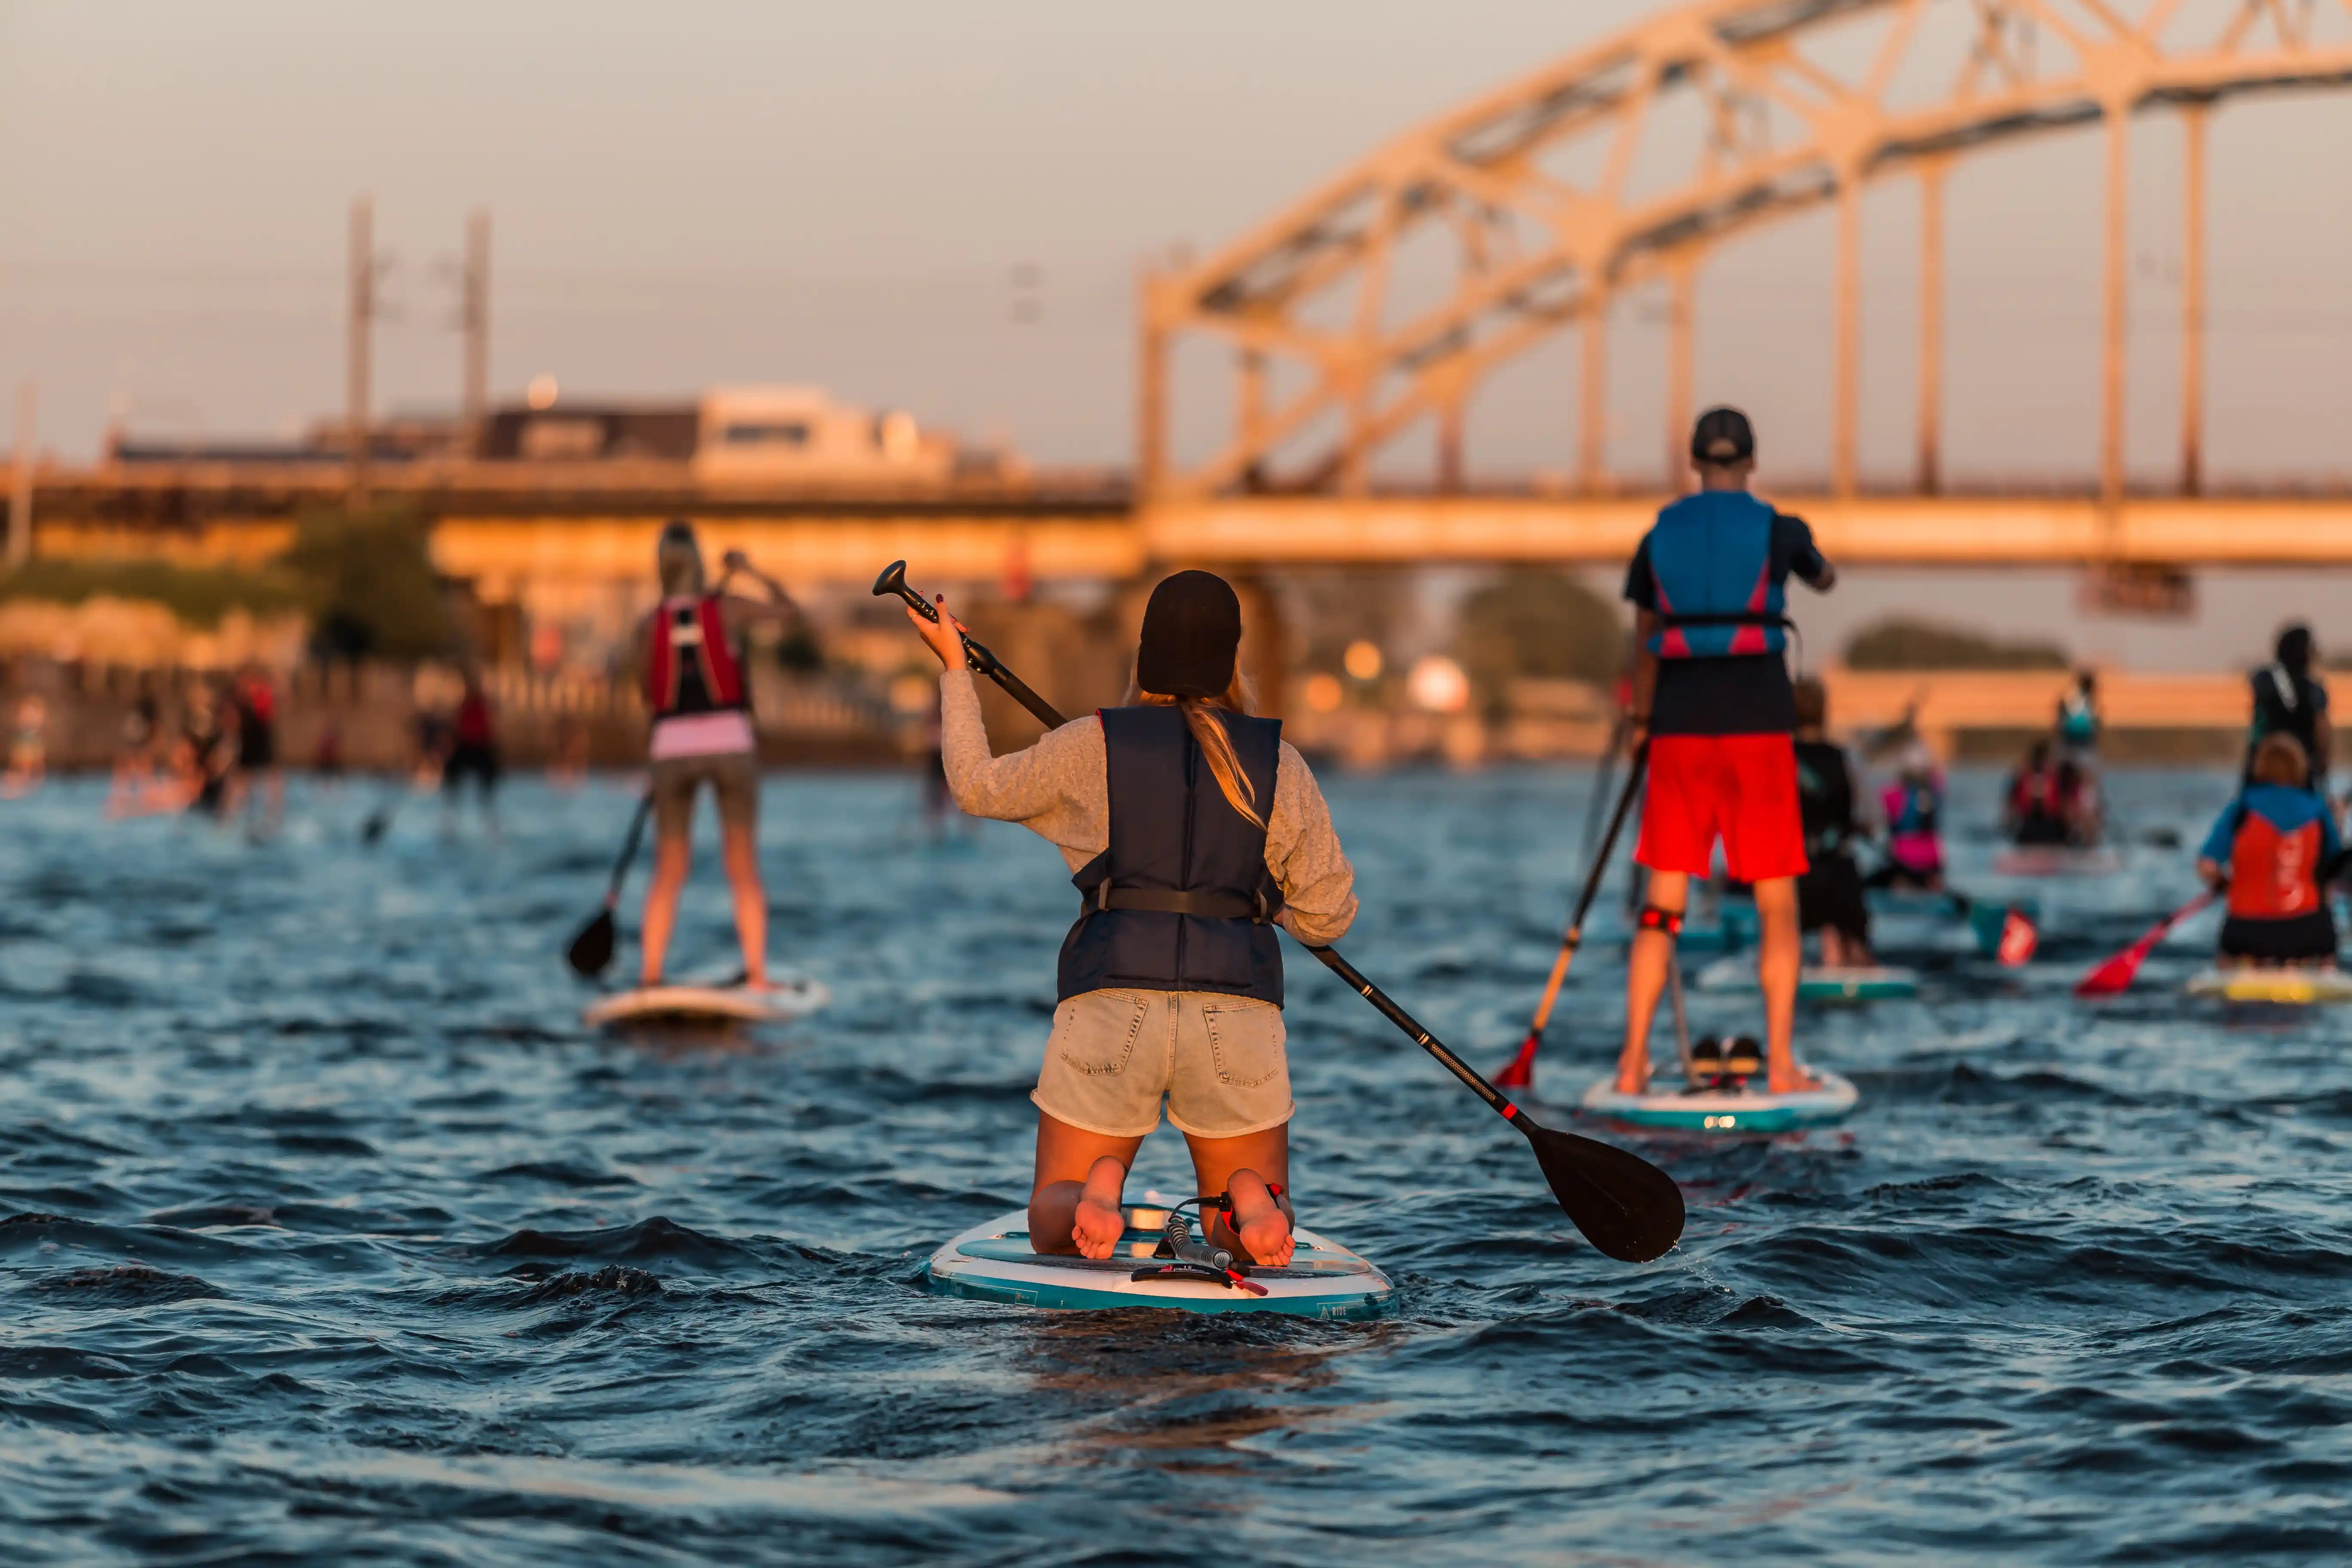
left=1768, top=1066, right=1824, bottom=1095
left=1223, top=1170, right=1294, bottom=1268
left=1070, top=1156, right=1128, bottom=1260
left=1614, top=1054, right=1649, bottom=1096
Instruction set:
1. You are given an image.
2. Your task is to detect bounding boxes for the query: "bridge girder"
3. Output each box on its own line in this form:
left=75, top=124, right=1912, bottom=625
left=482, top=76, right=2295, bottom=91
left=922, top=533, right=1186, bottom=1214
left=1141, top=0, right=2352, bottom=499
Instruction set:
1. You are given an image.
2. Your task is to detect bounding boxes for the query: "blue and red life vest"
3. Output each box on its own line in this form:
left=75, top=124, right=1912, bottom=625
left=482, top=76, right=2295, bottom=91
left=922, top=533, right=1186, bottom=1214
left=645, top=594, right=747, bottom=717
left=1059, top=705, right=1286, bottom=1006
left=2199, top=783, right=2340, bottom=919
left=1643, top=492, right=1788, bottom=660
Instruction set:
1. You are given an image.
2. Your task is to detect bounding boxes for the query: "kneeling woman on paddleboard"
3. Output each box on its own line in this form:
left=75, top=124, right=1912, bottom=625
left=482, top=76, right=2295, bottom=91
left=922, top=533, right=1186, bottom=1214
left=906, top=571, right=1356, bottom=1267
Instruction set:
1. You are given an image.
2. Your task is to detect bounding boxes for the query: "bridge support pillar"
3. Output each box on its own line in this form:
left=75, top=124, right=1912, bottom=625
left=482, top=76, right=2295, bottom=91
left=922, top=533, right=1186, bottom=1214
left=1916, top=159, right=1948, bottom=496
left=1833, top=175, right=1862, bottom=499
left=1579, top=291, right=1611, bottom=495
left=1437, top=400, right=1464, bottom=494
left=2101, top=107, right=2130, bottom=507
left=2180, top=101, right=2210, bottom=497
left=1138, top=269, right=1169, bottom=499
left=1234, top=573, right=1288, bottom=720
left=1664, top=255, right=1698, bottom=492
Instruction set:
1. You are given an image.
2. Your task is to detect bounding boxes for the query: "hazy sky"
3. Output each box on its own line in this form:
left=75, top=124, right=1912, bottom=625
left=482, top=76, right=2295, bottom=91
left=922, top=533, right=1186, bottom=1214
left=2, top=0, right=2348, bottom=497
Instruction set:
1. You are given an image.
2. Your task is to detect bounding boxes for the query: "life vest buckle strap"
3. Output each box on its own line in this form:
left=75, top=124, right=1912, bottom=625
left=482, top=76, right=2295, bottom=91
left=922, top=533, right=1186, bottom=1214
left=1090, top=885, right=1262, bottom=921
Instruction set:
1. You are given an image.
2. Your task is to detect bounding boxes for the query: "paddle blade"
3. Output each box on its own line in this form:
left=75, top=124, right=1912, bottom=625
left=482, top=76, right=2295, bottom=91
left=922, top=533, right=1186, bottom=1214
left=2074, top=940, right=2152, bottom=998
left=2076, top=893, right=2213, bottom=997
left=1995, top=909, right=2039, bottom=966
left=1516, top=1112, right=1685, bottom=1263
left=1492, top=1033, right=1538, bottom=1091
left=567, top=910, right=618, bottom=977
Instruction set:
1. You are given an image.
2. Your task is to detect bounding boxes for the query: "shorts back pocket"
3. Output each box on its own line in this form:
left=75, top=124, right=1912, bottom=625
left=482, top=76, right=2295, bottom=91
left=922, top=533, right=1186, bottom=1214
left=1054, top=990, right=1152, bottom=1077
left=1200, top=1001, right=1285, bottom=1089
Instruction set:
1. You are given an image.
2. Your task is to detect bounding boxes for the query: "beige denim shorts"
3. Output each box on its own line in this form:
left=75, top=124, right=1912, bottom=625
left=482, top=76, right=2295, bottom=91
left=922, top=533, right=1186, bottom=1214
left=650, top=751, right=759, bottom=839
left=1031, top=989, right=1293, bottom=1139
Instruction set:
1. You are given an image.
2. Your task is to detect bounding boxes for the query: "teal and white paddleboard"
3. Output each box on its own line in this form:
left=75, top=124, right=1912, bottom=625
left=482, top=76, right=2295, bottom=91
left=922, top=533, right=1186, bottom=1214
left=583, top=979, right=830, bottom=1028
left=1580, top=1069, right=1859, bottom=1134
left=923, top=1204, right=1395, bottom=1319
left=1693, top=962, right=1918, bottom=1002
left=2185, top=968, right=2352, bottom=1004
left=1799, top=965, right=1919, bottom=1003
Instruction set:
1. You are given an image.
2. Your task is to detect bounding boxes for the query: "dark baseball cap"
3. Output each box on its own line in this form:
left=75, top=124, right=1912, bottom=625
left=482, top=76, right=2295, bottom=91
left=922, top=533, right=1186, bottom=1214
left=1690, top=406, right=1755, bottom=464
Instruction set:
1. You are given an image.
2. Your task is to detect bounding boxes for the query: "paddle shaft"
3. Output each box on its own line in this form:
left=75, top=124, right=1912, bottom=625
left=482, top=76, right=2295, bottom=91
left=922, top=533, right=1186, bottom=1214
left=1526, top=745, right=1650, bottom=1037
left=603, top=793, right=655, bottom=908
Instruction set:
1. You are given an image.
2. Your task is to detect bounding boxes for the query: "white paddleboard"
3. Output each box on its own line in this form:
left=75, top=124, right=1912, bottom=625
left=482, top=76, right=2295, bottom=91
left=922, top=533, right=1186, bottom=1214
left=1580, top=1069, right=1859, bottom=1134
left=924, top=1202, right=1394, bottom=1320
left=1994, top=846, right=2123, bottom=878
left=582, top=980, right=830, bottom=1028
left=2185, top=968, right=2352, bottom=1004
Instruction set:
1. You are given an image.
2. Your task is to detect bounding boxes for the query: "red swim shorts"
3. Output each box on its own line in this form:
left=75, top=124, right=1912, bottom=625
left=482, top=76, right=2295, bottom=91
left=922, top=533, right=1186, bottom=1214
left=1635, top=733, right=1810, bottom=883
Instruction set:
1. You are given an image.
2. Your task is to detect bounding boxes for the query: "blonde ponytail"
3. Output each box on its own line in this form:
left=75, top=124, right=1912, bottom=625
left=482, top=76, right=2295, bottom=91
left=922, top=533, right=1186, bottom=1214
left=1132, top=671, right=1265, bottom=831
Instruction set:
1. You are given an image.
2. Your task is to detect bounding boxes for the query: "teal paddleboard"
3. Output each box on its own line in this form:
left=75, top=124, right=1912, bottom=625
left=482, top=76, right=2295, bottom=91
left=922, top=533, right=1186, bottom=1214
left=923, top=1206, right=1395, bottom=1320
left=1580, top=1069, right=1859, bottom=1134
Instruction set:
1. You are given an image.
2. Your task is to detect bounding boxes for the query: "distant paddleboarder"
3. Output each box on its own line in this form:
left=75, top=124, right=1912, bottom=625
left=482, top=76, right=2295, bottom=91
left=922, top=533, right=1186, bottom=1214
left=904, top=569, right=1357, bottom=1268
left=1616, top=407, right=1836, bottom=1096
left=1792, top=677, right=1876, bottom=968
left=441, top=669, right=502, bottom=833
left=2198, top=733, right=2342, bottom=971
left=635, top=521, right=798, bottom=990
left=2247, top=623, right=2330, bottom=790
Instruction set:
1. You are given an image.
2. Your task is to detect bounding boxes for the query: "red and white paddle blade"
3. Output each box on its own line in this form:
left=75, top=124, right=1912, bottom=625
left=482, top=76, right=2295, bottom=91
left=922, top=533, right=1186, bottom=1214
left=1996, top=910, right=2039, bottom=967
left=1492, top=1035, right=1538, bottom=1091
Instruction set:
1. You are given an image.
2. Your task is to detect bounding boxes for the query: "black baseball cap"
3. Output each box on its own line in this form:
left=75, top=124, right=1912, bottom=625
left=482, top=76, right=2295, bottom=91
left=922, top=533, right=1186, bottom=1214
left=1137, top=570, right=1242, bottom=698
left=1690, top=406, right=1755, bottom=465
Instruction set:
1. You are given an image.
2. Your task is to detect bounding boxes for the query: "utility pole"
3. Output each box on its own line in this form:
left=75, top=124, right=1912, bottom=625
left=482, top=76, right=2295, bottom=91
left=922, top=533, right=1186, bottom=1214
left=7, top=383, right=33, bottom=568
left=462, top=208, right=490, bottom=441
left=347, top=196, right=375, bottom=503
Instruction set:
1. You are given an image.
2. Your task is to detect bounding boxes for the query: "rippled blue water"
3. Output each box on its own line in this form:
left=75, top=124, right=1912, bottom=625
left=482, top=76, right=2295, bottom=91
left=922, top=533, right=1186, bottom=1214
left=5, top=766, right=2350, bottom=1565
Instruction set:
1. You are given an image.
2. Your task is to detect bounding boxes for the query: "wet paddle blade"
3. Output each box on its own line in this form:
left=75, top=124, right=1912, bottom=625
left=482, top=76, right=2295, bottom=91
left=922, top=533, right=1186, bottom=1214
left=567, top=910, right=617, bottom=978
left=1516, top=1112, right=1685, bottom=1263
left=2076, top=893, right=2213, bottom=997
left=1492, top=1033, right=1538, bottom=1091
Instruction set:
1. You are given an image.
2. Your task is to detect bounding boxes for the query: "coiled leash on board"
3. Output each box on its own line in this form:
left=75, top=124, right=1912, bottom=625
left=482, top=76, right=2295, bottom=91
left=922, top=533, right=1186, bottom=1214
left=1129, top=1194, right=1271, bottom=1296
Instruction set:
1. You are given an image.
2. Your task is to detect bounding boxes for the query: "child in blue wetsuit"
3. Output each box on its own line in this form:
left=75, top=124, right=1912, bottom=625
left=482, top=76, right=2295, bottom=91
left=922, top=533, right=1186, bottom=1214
left=2197, top=734, right=2343, bottom=968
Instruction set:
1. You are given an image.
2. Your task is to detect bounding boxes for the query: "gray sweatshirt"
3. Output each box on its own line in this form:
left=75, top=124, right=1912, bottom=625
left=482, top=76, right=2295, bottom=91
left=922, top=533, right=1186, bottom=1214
left=937, top=670, right=1358, bottom=945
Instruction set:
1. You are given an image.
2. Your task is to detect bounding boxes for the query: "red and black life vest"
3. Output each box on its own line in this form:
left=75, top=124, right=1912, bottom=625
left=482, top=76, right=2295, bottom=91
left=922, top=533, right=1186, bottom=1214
left=2228, top=808, right=2325, bottom=919
left=645, top=595, right=746, bottom=717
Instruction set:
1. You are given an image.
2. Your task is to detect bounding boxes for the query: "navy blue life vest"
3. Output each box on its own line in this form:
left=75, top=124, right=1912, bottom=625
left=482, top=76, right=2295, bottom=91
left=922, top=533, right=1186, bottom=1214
left=1643, top=491, right=1788, bottom=659
left=1057, top=705, right=1286, bottom=1007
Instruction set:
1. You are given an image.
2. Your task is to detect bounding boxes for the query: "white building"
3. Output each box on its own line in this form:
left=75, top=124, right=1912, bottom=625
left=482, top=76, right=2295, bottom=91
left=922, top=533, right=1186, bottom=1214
left=691, top=386, right=953, bottom=487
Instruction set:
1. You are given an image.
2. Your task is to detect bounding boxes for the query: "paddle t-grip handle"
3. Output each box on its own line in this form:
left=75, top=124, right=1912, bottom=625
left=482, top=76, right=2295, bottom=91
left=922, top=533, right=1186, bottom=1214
left=872, top=560, right=1065, bottom=731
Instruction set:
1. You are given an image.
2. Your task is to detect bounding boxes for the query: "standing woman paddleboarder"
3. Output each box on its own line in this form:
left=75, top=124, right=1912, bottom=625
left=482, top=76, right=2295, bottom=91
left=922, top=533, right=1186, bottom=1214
left=905, top=570, right=1357, bottom=1266
left=635, top=521, right=798, bottom=989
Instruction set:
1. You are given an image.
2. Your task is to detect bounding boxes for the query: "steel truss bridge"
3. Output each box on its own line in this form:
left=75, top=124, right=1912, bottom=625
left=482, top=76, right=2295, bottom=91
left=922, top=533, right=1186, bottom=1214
left=1138, top=0, right=2352, bottom=502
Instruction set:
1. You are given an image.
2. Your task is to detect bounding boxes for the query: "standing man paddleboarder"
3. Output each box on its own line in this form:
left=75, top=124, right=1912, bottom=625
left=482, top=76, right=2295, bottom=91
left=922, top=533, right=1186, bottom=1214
left=903, top=570, right=1357, bottom=1267
left=635, top=521, right=798, bottom=990
left=1615, top=407, right=1836, bottom=1096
